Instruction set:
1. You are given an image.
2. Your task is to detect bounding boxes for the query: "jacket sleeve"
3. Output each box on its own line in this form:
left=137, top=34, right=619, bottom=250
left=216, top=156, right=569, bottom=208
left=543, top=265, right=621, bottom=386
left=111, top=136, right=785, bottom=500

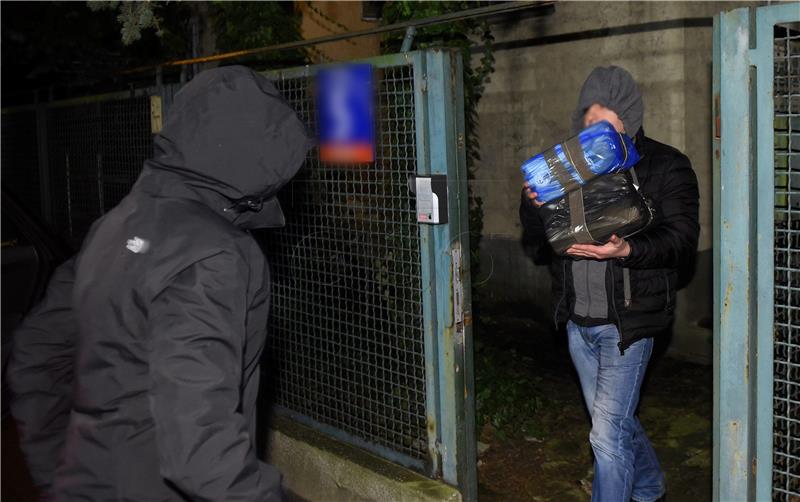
left=147, top=251, right=281, bottom=502
left=7, top=257, right=77, bottom=493
left=623, top=153, right=700, bottom=269
left=519, top=188, right=553, bottom=265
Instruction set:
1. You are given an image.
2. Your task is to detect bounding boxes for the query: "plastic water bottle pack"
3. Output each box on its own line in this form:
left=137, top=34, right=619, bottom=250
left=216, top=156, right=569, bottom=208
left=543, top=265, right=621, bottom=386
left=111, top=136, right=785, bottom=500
left=520, top=121, right=641, bottom=203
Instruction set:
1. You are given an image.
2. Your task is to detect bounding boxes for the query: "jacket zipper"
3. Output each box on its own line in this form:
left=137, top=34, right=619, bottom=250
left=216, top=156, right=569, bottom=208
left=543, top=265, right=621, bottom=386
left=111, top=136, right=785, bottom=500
left=610, top=264, right=626, bottom=355
left=553, top=260, right=567, bottom=329
left=585, top=261, right=592, bottom=319
left=663, top=271, right=672, bottom=312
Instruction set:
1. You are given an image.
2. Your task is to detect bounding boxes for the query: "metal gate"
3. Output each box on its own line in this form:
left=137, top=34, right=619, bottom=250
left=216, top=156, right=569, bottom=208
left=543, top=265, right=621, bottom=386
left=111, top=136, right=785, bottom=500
left=262, top=50, right=475, bottom=497
left=714, top=4, right=800, bottom=501
left=1, top=49, right=476, bottom=498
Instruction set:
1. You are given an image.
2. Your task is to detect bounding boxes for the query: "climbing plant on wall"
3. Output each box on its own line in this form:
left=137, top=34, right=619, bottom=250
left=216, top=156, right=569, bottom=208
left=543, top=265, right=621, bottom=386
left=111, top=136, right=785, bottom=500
left=212, top=2, right=305, bottom=69
left=380, top=1, right=495, bottom=295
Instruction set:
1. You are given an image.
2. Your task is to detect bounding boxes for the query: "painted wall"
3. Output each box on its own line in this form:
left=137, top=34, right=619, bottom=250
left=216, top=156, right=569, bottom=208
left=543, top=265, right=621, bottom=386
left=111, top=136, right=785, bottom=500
left=298, top=1, right=380, bottom=63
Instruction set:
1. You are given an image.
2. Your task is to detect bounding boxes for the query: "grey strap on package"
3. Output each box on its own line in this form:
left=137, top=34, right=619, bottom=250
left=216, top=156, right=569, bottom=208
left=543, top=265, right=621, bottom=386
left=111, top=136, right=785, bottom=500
left=543, top=147, right=577, bottom=193
left=629, top=166, right=640, bottom=189
left=563, top=137, right=594, bottom=183
left=567, top=188, right=594, bottom=244
left=623, top=267, right=632, bottom=307
left=618, top=166, right=654, bottom=241
left=617, top=131, right=630, bottom=165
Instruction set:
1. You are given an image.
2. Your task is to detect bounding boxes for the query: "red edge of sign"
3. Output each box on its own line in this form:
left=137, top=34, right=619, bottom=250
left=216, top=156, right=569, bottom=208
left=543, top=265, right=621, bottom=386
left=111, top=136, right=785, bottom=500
left=320, top=144, right=375, bottom=163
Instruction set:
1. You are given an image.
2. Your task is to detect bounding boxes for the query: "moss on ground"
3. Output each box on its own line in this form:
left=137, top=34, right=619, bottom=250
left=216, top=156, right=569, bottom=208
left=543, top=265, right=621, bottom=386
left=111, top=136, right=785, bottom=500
left=476, top=312, right=712, bottom=502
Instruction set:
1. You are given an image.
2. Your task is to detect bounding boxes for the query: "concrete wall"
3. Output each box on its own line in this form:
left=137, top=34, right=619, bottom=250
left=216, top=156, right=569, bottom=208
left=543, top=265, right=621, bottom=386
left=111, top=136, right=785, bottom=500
left=471, top=2, right=759, bottom=362
left=268, top=416, right=461, bottom=502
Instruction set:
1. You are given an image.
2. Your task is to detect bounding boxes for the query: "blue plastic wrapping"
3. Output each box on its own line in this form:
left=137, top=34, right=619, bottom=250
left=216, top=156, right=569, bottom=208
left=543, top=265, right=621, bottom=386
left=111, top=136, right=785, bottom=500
left=520, top=121, right=641, bottom=203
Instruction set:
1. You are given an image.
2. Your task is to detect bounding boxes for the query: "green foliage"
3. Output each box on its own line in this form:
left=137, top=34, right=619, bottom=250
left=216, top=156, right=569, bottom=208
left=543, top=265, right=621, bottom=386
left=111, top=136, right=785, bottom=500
left=380, top=2, right=495, bottom=290
left=86, top=1, right=305, bottom=68
left=211, top=2, right=305, bottom=69
left=88, top=1, right=162, bottom=46
left=474, top=337, right=545, bottom=439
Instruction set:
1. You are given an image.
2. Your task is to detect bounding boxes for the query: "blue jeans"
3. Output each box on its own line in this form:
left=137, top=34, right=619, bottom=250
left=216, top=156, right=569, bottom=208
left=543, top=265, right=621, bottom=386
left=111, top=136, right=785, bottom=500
left=567, top=321, right=665, bottom=502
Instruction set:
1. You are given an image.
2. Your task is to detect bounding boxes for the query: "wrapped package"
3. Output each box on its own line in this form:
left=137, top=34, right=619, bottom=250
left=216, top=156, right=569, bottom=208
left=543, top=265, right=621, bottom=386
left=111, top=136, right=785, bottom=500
left=520, top=121, right=641, bottom=203
left=539, top=170, right=653, bottom=255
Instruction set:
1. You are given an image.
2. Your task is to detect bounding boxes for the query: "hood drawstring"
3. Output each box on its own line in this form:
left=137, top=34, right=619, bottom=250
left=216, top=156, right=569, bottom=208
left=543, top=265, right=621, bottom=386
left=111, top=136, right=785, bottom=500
left=224, top=197, right=265, bottom=214
left=148, top=65, right=313, bottom=230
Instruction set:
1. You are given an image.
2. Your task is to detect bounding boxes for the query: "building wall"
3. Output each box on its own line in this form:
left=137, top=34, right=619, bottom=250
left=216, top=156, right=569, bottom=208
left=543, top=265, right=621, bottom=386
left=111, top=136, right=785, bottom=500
left=470, top=2, right=760, bottom=362
left=298, top=1, right=380, bottom=63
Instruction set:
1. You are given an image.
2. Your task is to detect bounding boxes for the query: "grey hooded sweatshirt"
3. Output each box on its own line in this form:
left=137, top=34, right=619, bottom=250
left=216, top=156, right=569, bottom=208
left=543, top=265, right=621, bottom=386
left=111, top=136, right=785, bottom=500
left=569, top=66, right=643, bottom=325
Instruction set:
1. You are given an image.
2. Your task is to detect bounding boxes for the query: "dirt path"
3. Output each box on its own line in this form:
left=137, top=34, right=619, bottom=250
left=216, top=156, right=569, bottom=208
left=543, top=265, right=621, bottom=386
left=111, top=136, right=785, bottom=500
left=475, top=313, right=712, bottom=502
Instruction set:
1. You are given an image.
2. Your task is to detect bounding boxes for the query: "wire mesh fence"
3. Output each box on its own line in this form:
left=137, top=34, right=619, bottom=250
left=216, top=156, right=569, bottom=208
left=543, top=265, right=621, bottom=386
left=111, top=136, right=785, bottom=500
left=263, top=63, right=429, bottom=465
left=1, top=61, right=432, bottom=469
left=49, top=97, right=152, bottom=244
left=773, top=23, right=800, bottom=501
left=2, top=95, right=153, bottom=245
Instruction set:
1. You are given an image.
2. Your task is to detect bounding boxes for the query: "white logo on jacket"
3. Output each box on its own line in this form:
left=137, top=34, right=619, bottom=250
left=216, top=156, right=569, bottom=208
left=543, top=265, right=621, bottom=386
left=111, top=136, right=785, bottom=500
left=126, top=237, right=150, bottom=254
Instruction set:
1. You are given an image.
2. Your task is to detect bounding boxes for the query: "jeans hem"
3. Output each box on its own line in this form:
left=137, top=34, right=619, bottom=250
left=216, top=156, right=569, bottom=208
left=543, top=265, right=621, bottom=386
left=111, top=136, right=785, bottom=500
left=631, top=489, right=665, bottom=502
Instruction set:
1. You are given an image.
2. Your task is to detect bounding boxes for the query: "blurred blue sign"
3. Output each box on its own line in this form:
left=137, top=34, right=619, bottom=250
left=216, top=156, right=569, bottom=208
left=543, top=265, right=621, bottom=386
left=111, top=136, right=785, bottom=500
left=316, top=63, right=375, bottom=163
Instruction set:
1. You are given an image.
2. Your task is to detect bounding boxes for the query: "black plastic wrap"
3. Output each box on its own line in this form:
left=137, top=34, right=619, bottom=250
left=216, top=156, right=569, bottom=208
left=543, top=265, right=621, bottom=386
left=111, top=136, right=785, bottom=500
left=540, top=172, right=653, bottom=255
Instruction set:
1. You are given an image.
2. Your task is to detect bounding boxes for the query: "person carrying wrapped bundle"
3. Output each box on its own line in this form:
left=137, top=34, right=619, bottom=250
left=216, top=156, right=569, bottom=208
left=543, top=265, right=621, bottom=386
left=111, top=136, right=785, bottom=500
left=519, top=66, right=699, bottom=502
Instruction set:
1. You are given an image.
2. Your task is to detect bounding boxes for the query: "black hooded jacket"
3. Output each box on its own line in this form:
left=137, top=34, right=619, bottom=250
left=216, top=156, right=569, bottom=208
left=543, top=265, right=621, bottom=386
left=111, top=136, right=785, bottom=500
left=8, top=66, right=313, bottom=501
left=519, top=66, right=699, bottom=351
left=520, top=130, right=700, bottom=350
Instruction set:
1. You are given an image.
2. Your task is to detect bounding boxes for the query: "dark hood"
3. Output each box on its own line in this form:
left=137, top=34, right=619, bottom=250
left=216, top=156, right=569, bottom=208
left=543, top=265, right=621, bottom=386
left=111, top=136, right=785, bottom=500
left=138, top=65, right=314, bottom=229
left=571, top=66, right=643, bottom=136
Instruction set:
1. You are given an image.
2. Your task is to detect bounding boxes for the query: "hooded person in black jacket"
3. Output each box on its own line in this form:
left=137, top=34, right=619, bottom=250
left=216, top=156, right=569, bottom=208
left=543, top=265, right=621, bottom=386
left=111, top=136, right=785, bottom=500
left=520, top=67, right=699, bottom=502
left=8, top=65, right=314, bottom=501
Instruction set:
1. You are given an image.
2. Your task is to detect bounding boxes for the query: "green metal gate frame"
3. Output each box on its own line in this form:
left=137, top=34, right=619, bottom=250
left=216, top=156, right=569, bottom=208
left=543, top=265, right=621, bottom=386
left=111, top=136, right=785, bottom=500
left=264, top=48, right=477, bottom=499
left=713, top=4, right=799, bottom=501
